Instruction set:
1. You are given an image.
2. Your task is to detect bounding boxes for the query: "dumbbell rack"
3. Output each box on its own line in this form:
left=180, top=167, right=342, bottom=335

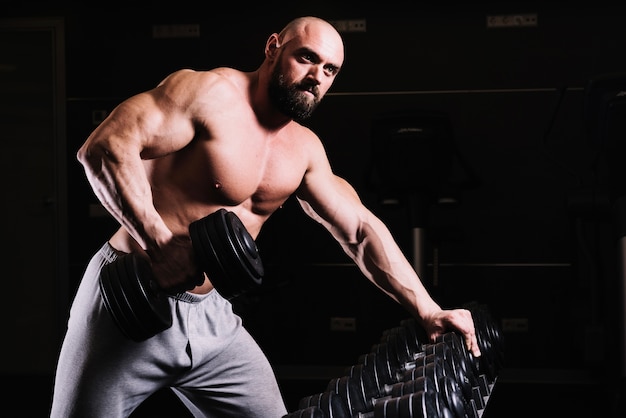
left=283, top=302, right=503, bottom=418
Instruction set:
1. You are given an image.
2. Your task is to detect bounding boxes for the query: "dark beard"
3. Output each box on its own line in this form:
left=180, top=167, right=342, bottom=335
left=268, top=66, right=321, bottom=122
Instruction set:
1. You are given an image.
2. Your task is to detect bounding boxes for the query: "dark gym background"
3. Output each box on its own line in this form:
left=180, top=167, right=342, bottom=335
left=2, top=2, right=625, bottom=417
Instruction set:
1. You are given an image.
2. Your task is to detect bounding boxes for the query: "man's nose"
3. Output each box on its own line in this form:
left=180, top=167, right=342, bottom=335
left=306, top=65, right=323, bottom=83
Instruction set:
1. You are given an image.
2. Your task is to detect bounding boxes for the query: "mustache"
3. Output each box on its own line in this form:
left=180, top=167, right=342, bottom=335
left=296, top=81, right=320, bottom=98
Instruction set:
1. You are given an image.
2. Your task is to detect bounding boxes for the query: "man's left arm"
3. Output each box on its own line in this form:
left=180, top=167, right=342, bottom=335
left=295, top=139, right=480, bottom=356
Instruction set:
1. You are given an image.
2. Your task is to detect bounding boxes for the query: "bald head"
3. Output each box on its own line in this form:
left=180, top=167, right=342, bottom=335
left=279, top=17, right=340, bottom=40
left=277, top=16, right=344, bottom=64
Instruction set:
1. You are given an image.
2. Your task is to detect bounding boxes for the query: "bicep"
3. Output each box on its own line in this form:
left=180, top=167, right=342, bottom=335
left=83, top=71, right=200, bottom=162
left=296, top=165, right=365, bottom=245
left=92, top=91, right=195, bottom=159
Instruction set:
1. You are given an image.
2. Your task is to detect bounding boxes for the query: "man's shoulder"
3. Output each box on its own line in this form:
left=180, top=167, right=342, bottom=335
left=286, top=121, right=325, bottom=151
left=156, top=67, right=248, bottom=105
left=162, top=67, right=244, bottom=88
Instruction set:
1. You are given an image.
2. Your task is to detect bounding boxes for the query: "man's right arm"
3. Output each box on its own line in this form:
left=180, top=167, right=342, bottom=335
left=78, top=93, right=178, bottom=249
left=76, top=71, right=201, bottom=289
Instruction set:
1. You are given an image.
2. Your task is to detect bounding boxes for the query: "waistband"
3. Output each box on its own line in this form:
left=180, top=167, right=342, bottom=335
left=99, top=242, right=216, bottom=304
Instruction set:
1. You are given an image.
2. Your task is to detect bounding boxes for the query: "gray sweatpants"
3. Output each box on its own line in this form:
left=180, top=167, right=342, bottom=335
left=50, top=242, right=287, bottom=418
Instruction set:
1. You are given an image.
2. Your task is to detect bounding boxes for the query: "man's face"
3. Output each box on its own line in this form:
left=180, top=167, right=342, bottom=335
left=267, top=56, right=322, bottom=122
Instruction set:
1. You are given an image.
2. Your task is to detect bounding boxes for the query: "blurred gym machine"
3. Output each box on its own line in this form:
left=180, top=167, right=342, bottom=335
left=367, top=110, right=479, bottom=283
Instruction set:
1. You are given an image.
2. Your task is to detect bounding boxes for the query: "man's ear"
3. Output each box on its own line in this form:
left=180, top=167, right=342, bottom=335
left=265, top=33, right=281, bottom=59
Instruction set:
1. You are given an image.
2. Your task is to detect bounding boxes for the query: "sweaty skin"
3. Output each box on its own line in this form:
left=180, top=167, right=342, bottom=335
left=77, top=16, right=481, bottom=357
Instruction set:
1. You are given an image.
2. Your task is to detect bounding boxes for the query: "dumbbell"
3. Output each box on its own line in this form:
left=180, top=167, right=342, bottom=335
left=99, top=208, right=263, bottom=342
left=398, top=318, right=480, bottom=385
left=329, top=370, right=438, bottom=415
left=362, top=347, right=474, bottom=418
left=348, top=348, right=464, bottom=418
left=400, top=302, right=505, bottom=388
left=434, top=333, right=488, bottom=410
left=420, top=341, right=476, bottom=403
left=397, top=314, right=501, bottom=415
left=298, top=391, right=352, bottom=418
left=282, top=406, right=325, bottom=418
left=390, top=334, right=484, bottom=414
left=462, top=302, right=505, bottom=384
left=405, top=361, right=478, bottom=418
left=380, top=323, right=425, bottom=363
left=372, top=390, right=451, bottom=418
left=296, top=388, right=450, bottom=418
left=364, top=332, right=483, bottom=418
left=401, top=314, right=499, bottom=398
left=327, top=375, right=368, bottom=416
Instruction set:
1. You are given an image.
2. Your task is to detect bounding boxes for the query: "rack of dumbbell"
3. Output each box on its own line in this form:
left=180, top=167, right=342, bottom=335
left=282, top=302, right=504, bottom=418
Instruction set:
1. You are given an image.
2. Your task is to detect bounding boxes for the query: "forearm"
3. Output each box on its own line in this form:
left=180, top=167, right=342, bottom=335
left=340, top=214, right=441, bottom=321
left=79, top=142, right=171, bottom=253
left=298, top=195, right=440, bottom=321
